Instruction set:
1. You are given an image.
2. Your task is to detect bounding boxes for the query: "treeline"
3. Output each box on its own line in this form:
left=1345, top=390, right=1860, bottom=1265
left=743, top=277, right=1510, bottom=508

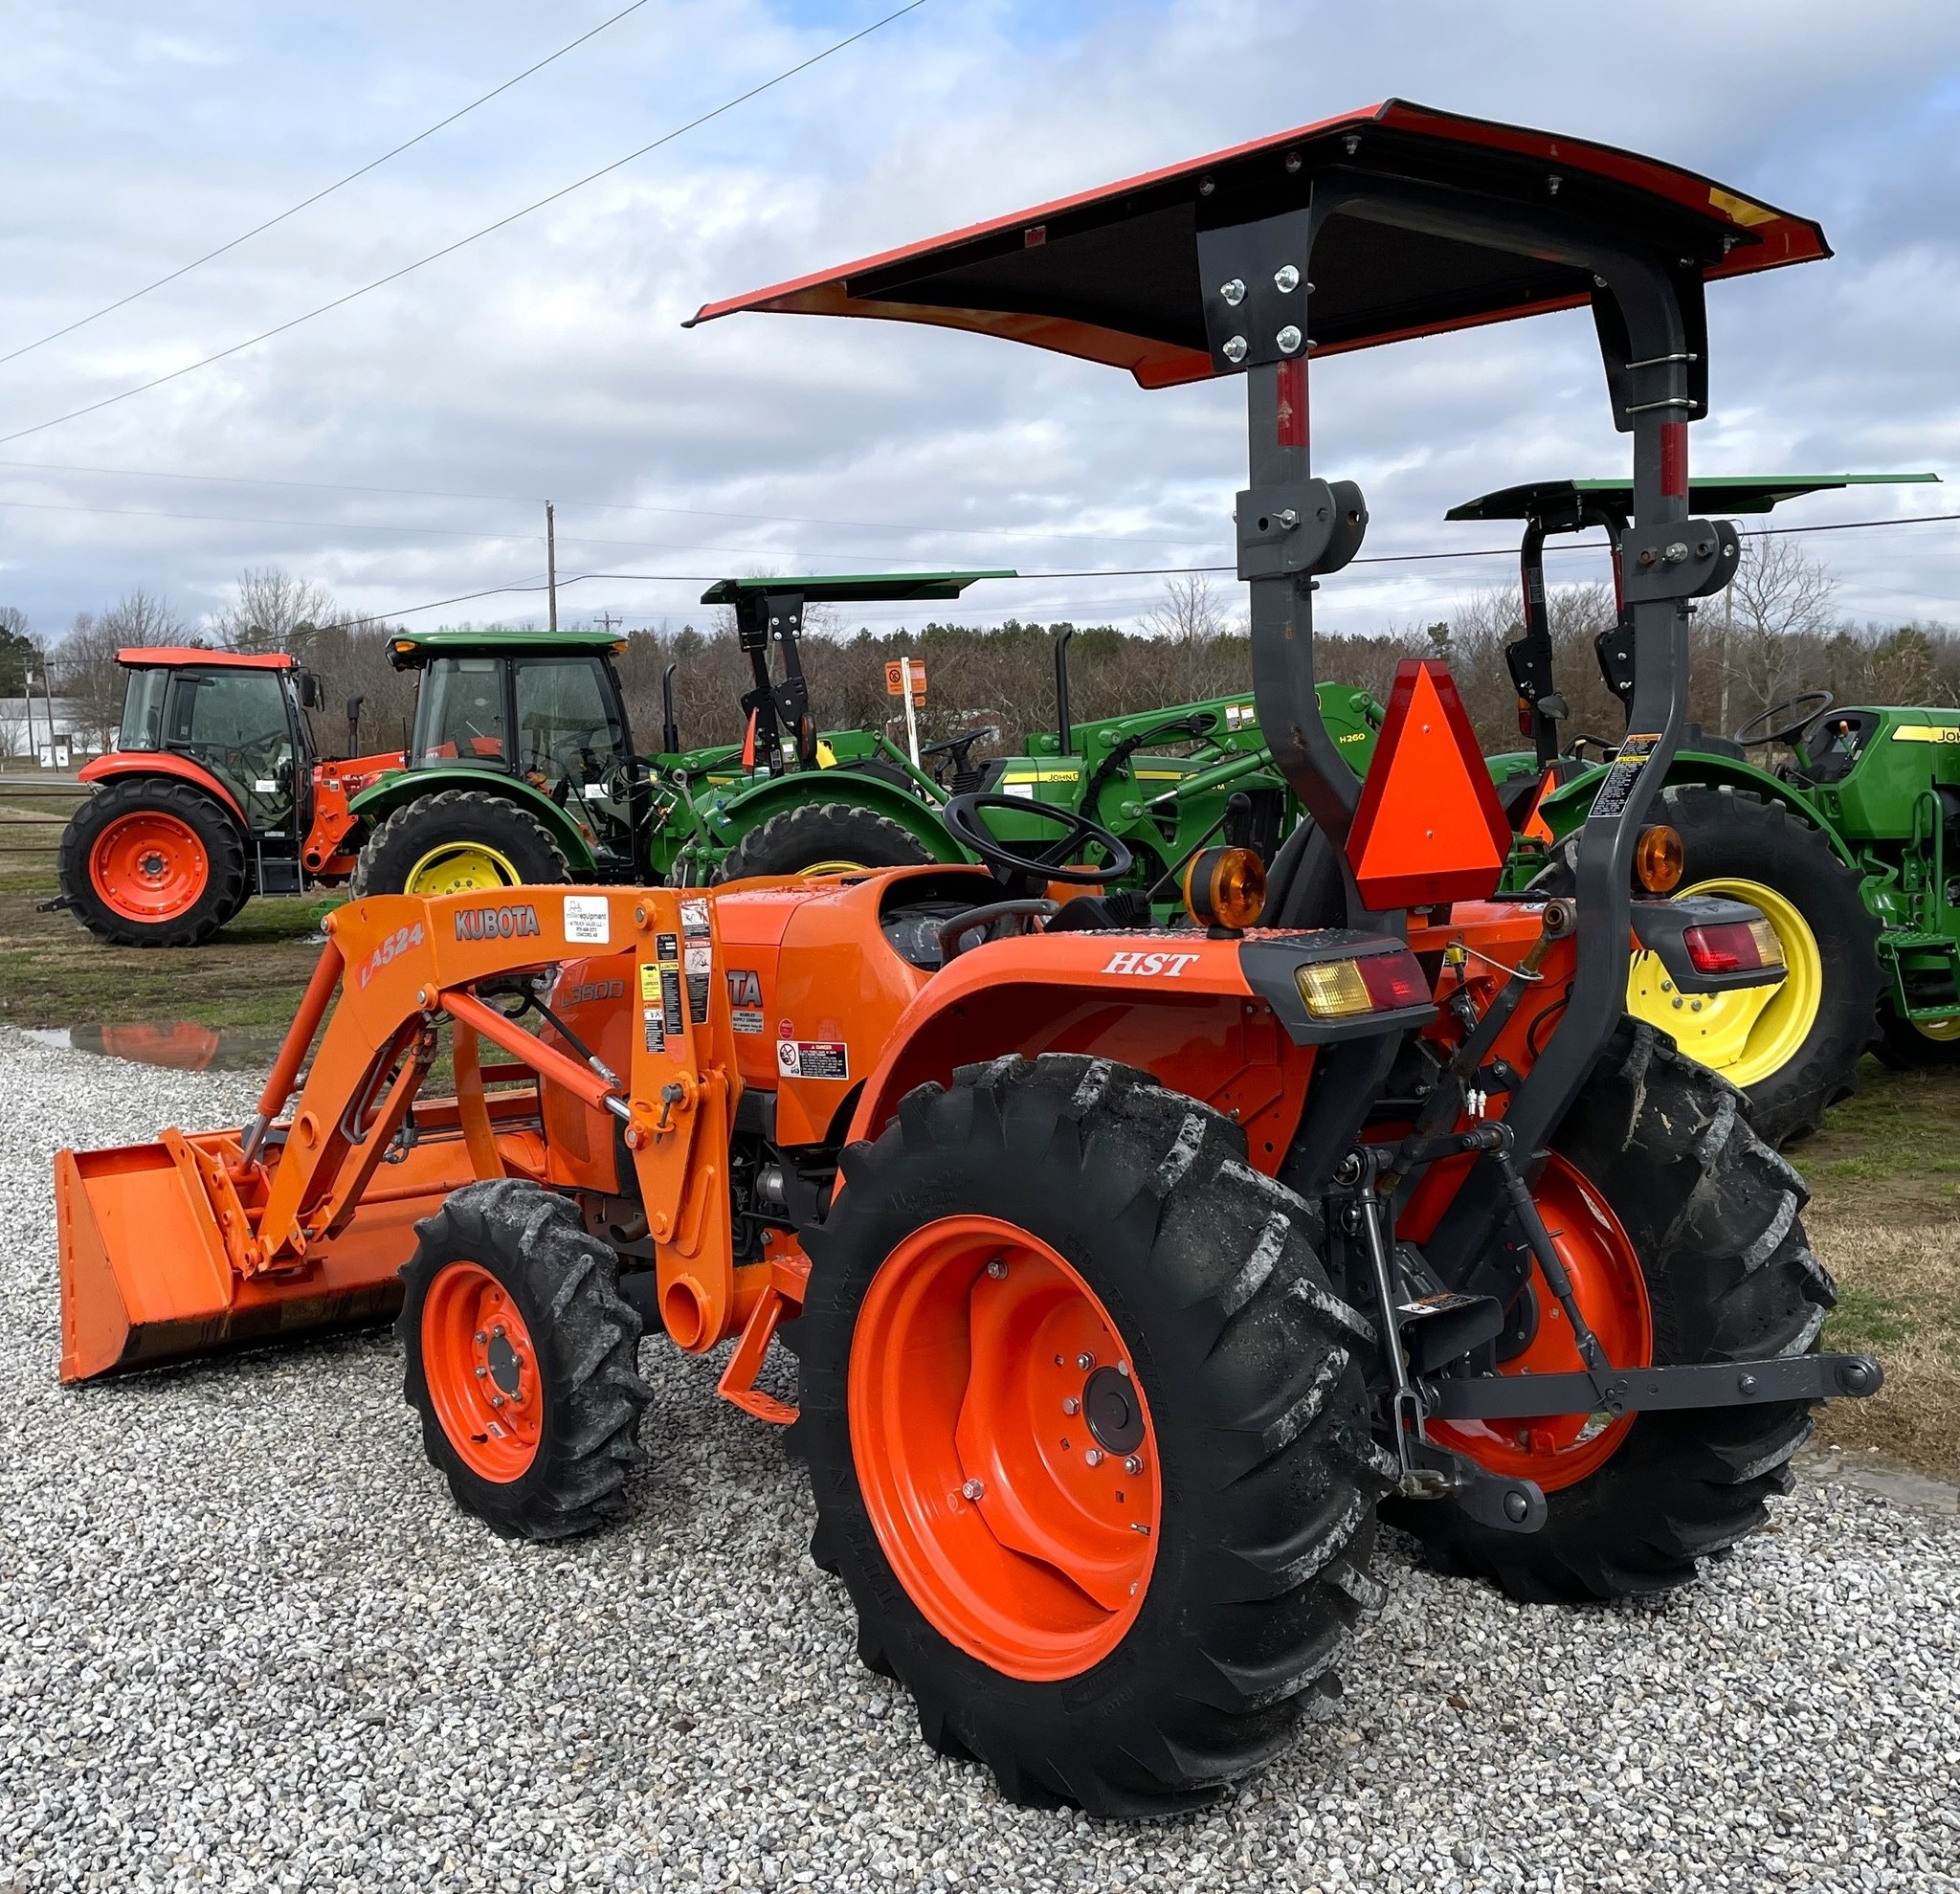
left=10, top=540, right=1960, bottom=767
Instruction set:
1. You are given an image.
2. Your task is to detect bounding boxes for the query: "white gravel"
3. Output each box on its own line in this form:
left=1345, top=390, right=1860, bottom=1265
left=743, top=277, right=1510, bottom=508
left=1, top=1023, right=1955, bottom=1894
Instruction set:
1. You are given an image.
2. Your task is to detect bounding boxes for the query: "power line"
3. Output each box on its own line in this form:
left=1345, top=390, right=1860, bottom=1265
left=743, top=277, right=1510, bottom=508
left=0, top=3, right=652, bottom=373
left=317, top=509, right=1960, bottom=629
left=0, top=1, right=926, bottom=451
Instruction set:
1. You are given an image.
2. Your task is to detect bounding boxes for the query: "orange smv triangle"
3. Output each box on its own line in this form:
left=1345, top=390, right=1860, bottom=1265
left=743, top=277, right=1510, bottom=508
left=1346, top=660, right=1512, bottom=911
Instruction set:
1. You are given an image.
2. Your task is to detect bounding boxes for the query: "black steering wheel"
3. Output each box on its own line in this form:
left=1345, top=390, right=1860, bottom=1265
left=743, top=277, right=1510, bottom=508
left=1734, top=691, right=1834, bottom=748
left=943, top=791, right=1134, bottom=886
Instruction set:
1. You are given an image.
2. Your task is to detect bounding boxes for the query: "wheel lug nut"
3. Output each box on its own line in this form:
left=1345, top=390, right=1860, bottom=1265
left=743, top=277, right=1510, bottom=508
left=1084, top=1449, right=1103, bottom=1468
left=1076, top=1353, right=1094, bottom=1370
left=490, top=1395, right=504, bottom=1409
left=474, top=1331, right=487, bottom=1345
left=1125, top=1455, right=1144, bottom=1475
left=986, top=1258, right=1007, bottom=1280
left=475, top=1366, right=488, bottom=1379
left=1062, top=1397, right=1080, bottom=1415
left=961, top=1479, right=984, bottom=1502
left=493, top=1326, right=505, bottom=1340
left=1117, top=1361, right=1130, bottom=1378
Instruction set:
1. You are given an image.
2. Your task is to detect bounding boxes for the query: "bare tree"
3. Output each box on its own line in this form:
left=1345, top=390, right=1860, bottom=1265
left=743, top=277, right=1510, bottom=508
left=52, top=590, right=186, bottom=746
left=211, top=568, right=340, bottom=655
left=1140, top=574, right=1234, bottom=702
left=99, top=586, right=185, bottom=650
left=1712, top=537, right=1838, bottom=732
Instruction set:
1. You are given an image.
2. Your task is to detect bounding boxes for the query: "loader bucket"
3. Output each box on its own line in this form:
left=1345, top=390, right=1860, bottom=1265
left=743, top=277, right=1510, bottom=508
left=56, top=1126, right=473, bottom=1382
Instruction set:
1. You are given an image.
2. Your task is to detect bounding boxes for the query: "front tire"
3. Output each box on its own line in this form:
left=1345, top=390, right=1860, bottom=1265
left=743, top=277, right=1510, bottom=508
left=400, top=1180, right=650, bottom=1541
left=788, top=1055, right=1388, bottom=1816
left=352, top=788, right=572, bottom=899
left=1400, top=1022, right=1837, bottom=1602
left=57, top=775, right=249, bottom=947
left=1874, top=1005, right=1960, bottom=1068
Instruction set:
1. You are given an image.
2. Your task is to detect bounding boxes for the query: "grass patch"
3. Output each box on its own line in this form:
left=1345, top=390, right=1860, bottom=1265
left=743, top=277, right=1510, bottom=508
left=1821, top=1282, right=1914, bottom=1352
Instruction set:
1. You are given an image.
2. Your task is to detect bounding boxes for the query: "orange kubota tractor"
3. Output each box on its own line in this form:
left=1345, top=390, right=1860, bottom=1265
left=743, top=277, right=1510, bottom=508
left=54, top=646, right=397, bottom=947
left=56, top=103, right=1882, bottom=1816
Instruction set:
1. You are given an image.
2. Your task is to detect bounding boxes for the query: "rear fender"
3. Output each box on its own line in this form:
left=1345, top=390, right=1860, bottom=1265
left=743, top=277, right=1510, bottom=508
left=77, top=752, right=247, bottom=829
left=1536, top=751, right=1856, bottom=866
left=347, top=767, right=600, bottom=873
left=848, top=927, right=1432, bottom=1177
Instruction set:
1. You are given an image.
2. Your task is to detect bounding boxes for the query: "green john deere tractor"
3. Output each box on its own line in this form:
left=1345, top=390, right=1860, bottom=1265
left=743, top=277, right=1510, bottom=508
left=1320, top=470, right=1946, bottom=1145
left=347, top=573, right=1010, bottom=900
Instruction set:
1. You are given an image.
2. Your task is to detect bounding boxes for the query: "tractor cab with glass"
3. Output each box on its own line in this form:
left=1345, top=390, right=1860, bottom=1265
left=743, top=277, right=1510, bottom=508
left=350, top=631, right=644, bottom=896
left=56, top=647, right=380, bottom=947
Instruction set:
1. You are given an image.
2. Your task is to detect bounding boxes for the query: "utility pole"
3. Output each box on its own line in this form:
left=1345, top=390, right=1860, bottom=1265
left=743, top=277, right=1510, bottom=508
left=597, top=610, right=621, bottom=635
left=546, top=501, right=559, bottom=634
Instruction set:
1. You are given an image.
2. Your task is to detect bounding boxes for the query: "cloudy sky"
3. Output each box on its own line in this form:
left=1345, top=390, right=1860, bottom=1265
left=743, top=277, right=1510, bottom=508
left=3, top=0, right=1959, bottom=649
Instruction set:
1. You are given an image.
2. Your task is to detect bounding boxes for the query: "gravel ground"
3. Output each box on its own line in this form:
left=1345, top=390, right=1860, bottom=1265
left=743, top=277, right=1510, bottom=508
left=1, top=1024, right=1955, bottom=1894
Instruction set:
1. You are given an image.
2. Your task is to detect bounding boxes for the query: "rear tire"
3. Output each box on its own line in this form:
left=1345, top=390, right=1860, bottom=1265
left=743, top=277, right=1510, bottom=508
left=787, top=1054, right=1388, bottom=1816
left=1534, top=783, right=1880, bottom=1144
left=1397, top=1022, right=1837, bottom=1603
left=57, top=775, right=249, bottom=947
left=716, top=801, right=935, bottom=882
left=352, top=789, right=572, bottom=899
left=400, top=1180, right=650, bottom=1541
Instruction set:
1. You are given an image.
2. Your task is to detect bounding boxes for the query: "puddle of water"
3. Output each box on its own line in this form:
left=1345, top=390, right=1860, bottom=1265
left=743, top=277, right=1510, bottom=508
left=1797, top=1443, right=1958, bottom=1516
left=23, top=1021, right=287, bottom=1073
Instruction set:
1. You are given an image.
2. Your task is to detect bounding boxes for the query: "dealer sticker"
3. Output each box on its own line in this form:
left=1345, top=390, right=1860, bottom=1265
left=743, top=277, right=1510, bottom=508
left=731, top=1008, right=766, bottom=1035
left=563, top=894, right=610, bottom=945
left=777, top=1039, right=849, bottom=1081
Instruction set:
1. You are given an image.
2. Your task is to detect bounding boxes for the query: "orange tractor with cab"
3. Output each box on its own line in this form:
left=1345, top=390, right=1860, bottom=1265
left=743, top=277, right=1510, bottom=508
left=56, top=103, right=1881, bottom=1816
left=53, top=646, right=396, bottom=947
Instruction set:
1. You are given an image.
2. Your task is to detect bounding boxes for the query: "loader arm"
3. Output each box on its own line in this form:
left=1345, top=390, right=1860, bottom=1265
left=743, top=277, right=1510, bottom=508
left=56, top=886, right=745, bottom=1381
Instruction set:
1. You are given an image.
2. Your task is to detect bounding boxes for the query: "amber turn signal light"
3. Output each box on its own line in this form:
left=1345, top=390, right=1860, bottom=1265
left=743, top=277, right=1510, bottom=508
left=1634, top=823, right=1685, bottom=894
left=1183, top=846, right=1267, bottom=930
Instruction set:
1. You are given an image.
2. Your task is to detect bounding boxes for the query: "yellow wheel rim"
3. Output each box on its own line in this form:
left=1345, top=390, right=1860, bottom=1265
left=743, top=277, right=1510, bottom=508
left=405, top=840, right=523, bottom=895
left=1625, top=876, right=1822, bottom=1089
left=796, top=858, right=872, bottom=878
left=1913, top=1014, right=1960, bottom=1042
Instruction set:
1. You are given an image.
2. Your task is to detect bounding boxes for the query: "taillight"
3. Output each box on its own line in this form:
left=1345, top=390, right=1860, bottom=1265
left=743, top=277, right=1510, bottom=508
left=1682, top=919, right=1784, bottom=973
left=1296, top=950, right=1431, bottom=1019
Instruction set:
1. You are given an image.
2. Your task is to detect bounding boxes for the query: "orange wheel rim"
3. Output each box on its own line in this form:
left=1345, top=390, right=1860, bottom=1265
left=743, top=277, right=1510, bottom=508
left=1429, top=1152, right=1652, bottom=1493
left=421, top=1261, right=543, bottom=1482
left=848, top=1214, right=1159, bottom=1682
left=89, top=811, right=210, bottom=922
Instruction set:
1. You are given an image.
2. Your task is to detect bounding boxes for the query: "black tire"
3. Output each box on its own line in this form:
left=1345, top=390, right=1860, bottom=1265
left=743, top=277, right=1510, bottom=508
left=351, top=788, right=572, bottom=899
left=1874, top=1007, right=1960, bottom=1068
left=1534, top=782, right=1881, bottom=1144
left=399, top=1179, right=651, bottom=1541
left=787, top=1054, right=1391, bottom=1816
left=715, top=800, right=935, bottom=882
left=1397, top=1022, right=1838, bottom=1603
left=56, top=775, right=249, bottom=948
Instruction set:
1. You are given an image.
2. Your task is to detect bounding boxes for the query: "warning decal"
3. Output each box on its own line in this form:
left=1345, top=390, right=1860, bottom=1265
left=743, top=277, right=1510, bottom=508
left=776, top=1039, right=849, bottom=1081
left=1589, top=733, right=1661, bottom=820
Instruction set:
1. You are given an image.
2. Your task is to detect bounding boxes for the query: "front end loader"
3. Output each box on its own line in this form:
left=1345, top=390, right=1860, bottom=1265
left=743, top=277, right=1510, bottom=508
left=57, top=102, right=1883, bottom=1816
